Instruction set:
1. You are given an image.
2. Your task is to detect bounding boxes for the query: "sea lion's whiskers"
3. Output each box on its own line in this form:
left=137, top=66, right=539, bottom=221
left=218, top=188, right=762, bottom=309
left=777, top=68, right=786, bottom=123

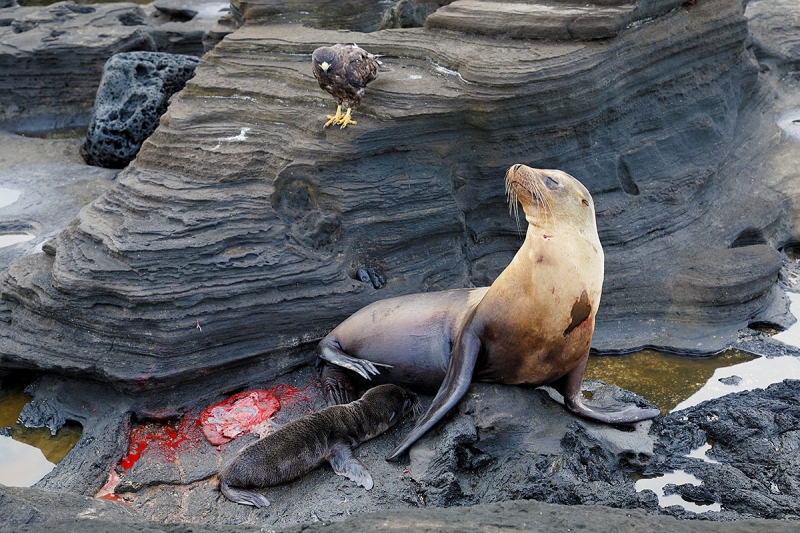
left=505, top=169, right=522, bottom=233
left=528, top=179, right=550, bottom=227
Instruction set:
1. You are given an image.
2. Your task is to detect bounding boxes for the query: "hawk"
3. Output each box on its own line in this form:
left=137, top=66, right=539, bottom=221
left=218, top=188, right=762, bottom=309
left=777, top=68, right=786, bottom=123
left=311, top=44, right=383, bottom=129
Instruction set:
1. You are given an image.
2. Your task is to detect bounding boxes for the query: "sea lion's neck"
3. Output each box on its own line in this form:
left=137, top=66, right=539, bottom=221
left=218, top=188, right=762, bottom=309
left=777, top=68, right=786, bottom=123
left=500, top=221, right=604, bottom=291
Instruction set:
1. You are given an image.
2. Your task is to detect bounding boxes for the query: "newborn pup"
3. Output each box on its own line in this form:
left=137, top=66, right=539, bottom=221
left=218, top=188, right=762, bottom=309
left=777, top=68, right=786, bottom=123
left=219, top=384, right=418, bottom=507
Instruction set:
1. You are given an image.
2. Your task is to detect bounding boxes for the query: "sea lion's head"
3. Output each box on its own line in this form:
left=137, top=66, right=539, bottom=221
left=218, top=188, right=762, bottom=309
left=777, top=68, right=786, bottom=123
left=505, top=164, right=597, bottom=236
left=361, top=384, right=421, bottom=429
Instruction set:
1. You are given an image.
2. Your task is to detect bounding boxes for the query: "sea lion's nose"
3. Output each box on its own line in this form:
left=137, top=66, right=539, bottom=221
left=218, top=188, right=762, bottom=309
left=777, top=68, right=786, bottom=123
left=512, top=164, right=522, bottom=172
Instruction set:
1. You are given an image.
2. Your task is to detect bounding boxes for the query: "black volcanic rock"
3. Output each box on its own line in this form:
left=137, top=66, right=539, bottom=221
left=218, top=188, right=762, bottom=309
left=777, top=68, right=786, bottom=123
left=651, top=379, right=800, bottom=520
left=83, top=51, right=199, bottom=168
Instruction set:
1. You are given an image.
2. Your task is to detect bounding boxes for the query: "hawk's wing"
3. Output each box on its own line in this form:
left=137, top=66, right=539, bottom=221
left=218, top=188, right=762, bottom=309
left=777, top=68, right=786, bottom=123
left=344, top=47, right=379, bottom=90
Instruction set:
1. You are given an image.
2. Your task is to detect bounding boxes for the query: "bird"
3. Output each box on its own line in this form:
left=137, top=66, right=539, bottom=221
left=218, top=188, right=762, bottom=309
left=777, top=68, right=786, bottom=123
left=311, top=44, right=383, bottom=129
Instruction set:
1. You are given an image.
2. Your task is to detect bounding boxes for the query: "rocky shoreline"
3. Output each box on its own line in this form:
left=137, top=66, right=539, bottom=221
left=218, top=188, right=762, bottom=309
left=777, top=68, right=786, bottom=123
left=2, top=0, right=800, bottom=531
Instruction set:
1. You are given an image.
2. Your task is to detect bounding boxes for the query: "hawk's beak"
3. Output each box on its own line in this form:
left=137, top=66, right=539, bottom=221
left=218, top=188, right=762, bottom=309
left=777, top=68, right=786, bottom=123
left=320, top=61, right=330, bottom=73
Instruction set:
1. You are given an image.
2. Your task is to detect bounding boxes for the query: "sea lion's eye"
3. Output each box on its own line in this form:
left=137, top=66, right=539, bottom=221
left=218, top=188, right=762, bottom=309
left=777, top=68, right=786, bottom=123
left=544, top=176, right=560, bottom=189
left=389, top=411, right=396, bottom=422
left=582, top=199, right=590, bottom=206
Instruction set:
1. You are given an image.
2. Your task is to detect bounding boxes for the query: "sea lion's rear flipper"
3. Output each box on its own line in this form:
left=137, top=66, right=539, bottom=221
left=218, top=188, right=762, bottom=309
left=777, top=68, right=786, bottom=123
left=219, top=480, right=271, bottom=508
left=554, top=355, right=660, bottom=423
left=317, top=336, right=387, bottom=380
left=385, top=323, right=481, bottom=461
left=328, top=444, right=373, bottom=490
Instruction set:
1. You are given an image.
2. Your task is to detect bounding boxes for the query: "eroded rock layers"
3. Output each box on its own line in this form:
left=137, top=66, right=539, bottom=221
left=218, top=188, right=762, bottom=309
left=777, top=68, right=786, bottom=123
left=0, top=0, right=796, bottom=395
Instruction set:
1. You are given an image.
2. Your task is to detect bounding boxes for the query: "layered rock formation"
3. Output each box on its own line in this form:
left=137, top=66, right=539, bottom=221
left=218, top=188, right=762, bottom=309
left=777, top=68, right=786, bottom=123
left=1, top=0, right=799, bottom=396
left=0, top=0, right=226, bottom=133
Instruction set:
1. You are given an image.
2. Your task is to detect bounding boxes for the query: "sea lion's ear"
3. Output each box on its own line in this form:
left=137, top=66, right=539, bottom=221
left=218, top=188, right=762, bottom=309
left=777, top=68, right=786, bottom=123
left=388, top=411, right=396, bottom=422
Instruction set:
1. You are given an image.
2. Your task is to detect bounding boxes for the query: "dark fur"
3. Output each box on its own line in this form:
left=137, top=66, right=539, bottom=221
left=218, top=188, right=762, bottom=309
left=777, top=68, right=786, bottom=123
left=219, top=384, right=417, bottom=507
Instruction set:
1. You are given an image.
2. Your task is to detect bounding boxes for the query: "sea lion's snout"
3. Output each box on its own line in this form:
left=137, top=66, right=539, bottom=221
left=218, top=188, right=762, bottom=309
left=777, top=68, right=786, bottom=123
left=505, top=164, right=540, bottom=202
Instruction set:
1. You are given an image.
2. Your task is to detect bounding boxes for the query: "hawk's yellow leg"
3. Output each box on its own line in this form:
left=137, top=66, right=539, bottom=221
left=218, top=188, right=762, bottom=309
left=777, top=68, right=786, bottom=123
left=338, top=107, right=357, bottom=129
left=324, top=105, right=345, bottom=128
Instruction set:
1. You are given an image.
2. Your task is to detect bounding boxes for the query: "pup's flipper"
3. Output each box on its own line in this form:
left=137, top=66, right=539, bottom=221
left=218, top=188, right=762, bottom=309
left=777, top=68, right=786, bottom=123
left=328, top=444, right=373, bottom=490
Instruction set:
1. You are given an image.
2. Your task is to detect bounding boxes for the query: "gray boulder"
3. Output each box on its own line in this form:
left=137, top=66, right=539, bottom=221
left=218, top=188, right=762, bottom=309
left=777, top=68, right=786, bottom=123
left=82, top=51, right=199, bottom=168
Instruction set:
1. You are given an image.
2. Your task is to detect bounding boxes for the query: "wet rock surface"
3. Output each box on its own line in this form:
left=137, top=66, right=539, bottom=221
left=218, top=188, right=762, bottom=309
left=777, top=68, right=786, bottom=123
left=0, top=483, right=141, bottom=528
left=0, top=161, right=117, bottom=273
left=3, top=350, right=800, bottom=530
left=83, top=51, right=199, bottom=168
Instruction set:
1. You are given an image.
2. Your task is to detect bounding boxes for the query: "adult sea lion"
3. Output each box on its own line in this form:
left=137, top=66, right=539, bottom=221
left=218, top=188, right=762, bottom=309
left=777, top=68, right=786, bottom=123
left=317, top=164, right=660, bottom=461
left=219, top=384, right=418, bottom=507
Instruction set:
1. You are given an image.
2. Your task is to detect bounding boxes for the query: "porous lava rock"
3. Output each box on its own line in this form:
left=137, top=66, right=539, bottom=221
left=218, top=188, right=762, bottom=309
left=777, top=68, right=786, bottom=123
left=650, top=379, right=800, bottom=520
left=82, top=51, right=200, bottom=169
left=0, top=1, right=223, bottom=134
left=0, top=0, right=799, bottom=404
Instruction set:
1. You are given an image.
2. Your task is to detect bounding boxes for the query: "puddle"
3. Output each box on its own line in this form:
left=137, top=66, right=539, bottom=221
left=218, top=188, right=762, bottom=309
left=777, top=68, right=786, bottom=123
left=686, top=442, right=718, bottom=464
left=192, top=2, right=230, bottom=20
left=0, top=233, right=36, bottom=248
left=774, top=292, right=800, bottom=347
left=671, top=355, right=800, bottom=412
left=635, top=469, right=722, bottom=513
left=0, top=188, right=21, bottom=209
left=0, top=378, right=82, bottom=487
left=585, top=349, right=757, bottom=414
left=776, top=108, right=800, bottom=142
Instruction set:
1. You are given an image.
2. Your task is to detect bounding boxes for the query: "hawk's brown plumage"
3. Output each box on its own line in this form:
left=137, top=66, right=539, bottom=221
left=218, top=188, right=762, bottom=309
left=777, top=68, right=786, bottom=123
left=312, top=44, right=381, bottom=129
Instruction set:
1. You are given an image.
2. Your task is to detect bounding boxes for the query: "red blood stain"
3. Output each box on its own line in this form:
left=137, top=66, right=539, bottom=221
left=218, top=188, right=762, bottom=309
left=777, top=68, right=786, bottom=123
left=116, top=381, right=320, bottom=476
left=200, top=390, right=280, bottom=446
left=199, top=382, right=319, bottom=446
left=118, top=413, right=205, bottom=472
left=105, top=381, right=320, bottom=500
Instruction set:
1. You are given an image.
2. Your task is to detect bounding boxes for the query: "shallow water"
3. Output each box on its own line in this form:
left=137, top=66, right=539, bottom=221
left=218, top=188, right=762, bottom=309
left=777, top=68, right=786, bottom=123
left=0, top=188, right=21, bottom=209
left=585, top=349, right=757, bottom=414
left=776, top=107, right=800, bottom=143
left=635, top=468, right=722, bottom=513
left=0, top=379, right=82, bottom=487
left=0, top=233, right=35, bottom=248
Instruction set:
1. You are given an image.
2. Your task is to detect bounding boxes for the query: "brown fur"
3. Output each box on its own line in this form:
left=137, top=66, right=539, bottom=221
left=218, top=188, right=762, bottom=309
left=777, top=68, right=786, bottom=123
left=219, top=384, right=417, bottom=507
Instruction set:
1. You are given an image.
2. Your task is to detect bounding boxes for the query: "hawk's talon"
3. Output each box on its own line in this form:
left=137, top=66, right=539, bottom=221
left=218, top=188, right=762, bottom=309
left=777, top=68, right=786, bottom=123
left=338, top=107, right=356, bottom=129
left=324, top=105, right=345, bottom=129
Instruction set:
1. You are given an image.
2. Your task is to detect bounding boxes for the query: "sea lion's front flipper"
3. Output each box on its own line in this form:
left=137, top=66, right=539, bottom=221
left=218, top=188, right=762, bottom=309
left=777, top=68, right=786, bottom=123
left=328, top=444, right=373, bottom=490
left=385, top=323, right=481, bottom=461
left=555, top=355, right=660, bottom=423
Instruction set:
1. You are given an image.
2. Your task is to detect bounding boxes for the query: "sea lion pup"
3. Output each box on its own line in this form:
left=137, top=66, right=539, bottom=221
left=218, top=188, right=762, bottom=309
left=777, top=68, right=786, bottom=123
left=219, top=384, right=419, bottom=508
left=317, top=164, right=661, bottom=461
